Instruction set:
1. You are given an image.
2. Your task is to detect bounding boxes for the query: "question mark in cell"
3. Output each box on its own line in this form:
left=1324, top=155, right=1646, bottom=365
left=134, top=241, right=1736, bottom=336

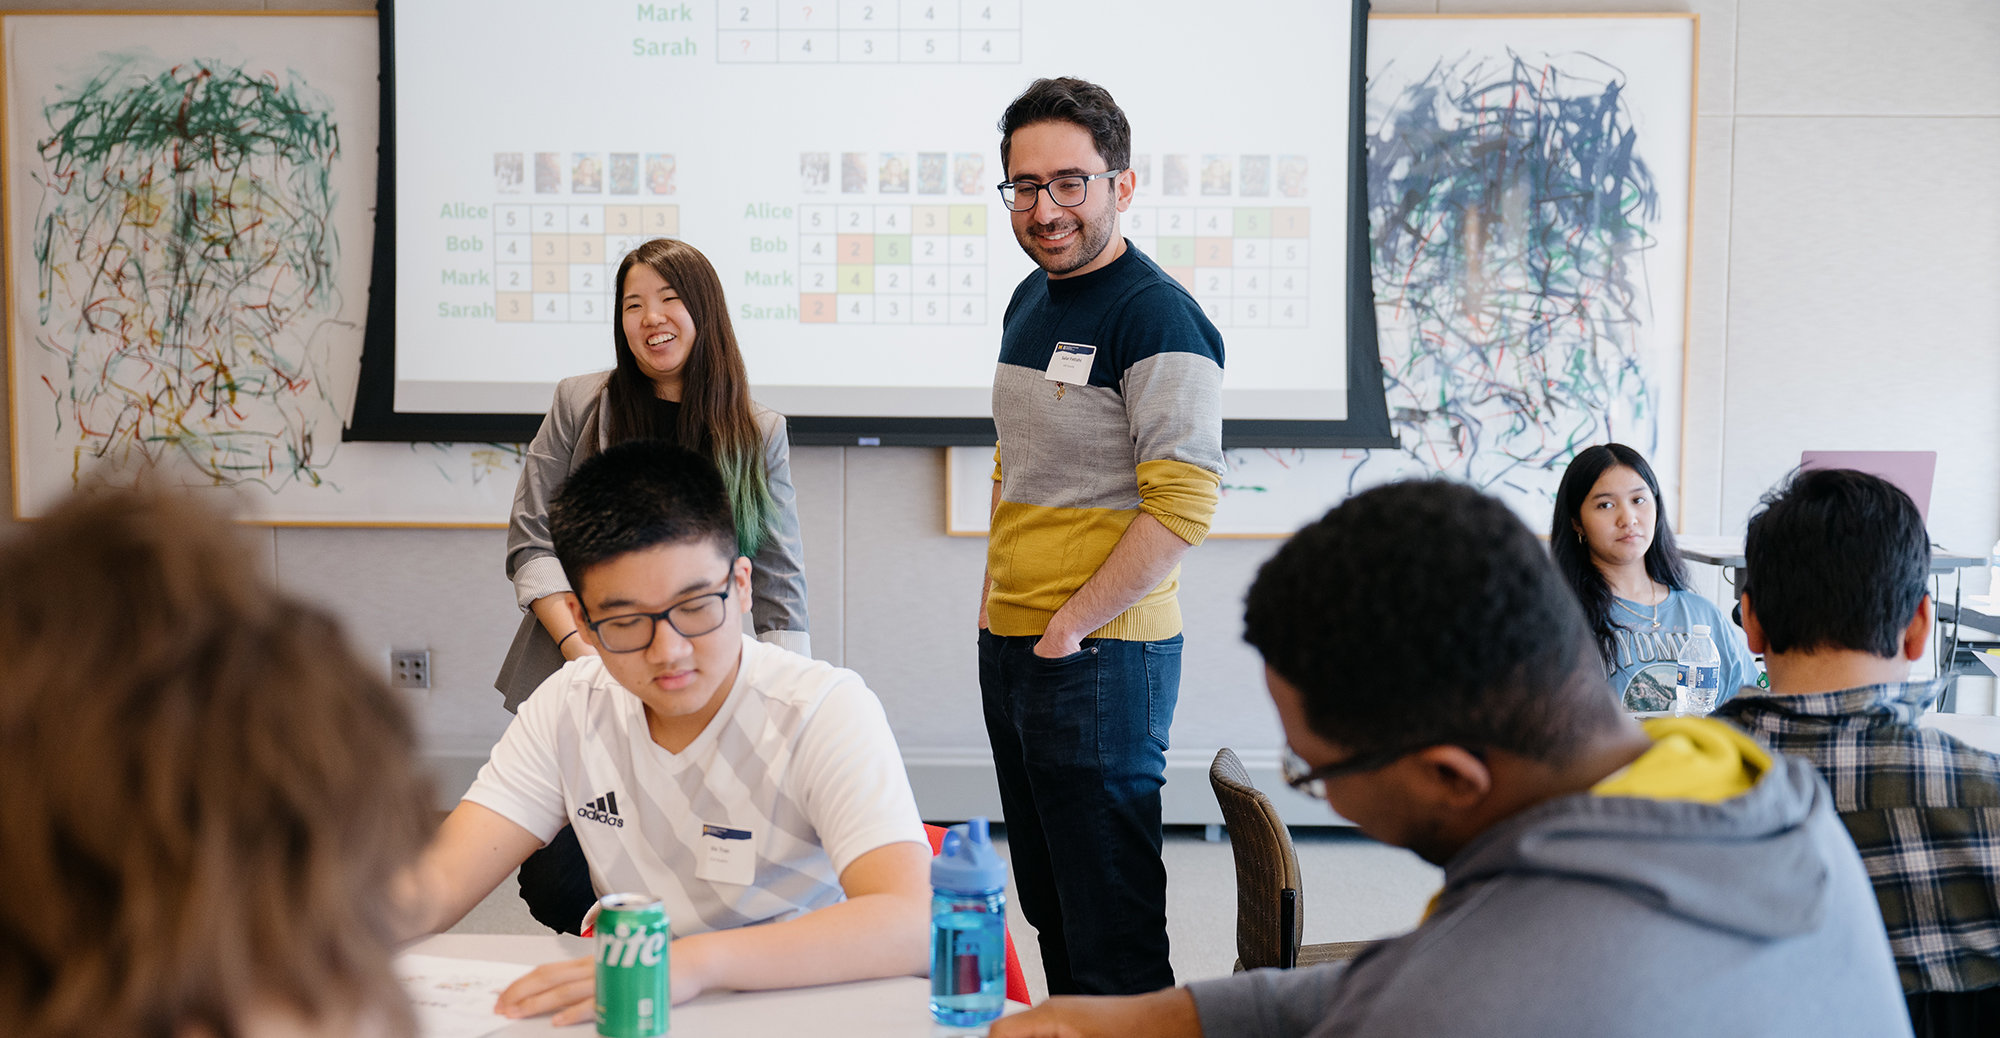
left=742, top=38, right=752, bottom=52
left=803, top=6, right=813, bottom=19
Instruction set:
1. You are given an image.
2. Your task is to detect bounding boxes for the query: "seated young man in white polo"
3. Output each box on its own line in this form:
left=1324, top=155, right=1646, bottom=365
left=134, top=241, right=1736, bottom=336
left=400, top=440, right=929, bottom=1025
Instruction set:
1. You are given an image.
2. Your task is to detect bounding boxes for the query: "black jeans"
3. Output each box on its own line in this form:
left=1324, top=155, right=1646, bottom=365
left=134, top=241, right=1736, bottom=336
left=978, top=630, right=1181, bottom=995
left=516, top=824, right=598, bottom=934
left=1908, top=987, right=2000, bottom=1038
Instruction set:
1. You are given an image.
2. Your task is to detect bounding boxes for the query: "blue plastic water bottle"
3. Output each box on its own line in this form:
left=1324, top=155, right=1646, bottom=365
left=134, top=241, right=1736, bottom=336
left=929, top=817, right=1008, bottom=1026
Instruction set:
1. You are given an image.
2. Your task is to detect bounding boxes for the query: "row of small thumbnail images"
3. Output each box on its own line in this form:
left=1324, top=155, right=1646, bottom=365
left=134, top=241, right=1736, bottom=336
left=494, top=152, right=1309, bottom=200
left=800, top=153, right=1310, bottom=201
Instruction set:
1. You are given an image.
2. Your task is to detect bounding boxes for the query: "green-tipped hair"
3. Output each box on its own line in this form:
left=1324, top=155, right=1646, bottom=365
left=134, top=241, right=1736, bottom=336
left=716, top=444, right=776, bottom=558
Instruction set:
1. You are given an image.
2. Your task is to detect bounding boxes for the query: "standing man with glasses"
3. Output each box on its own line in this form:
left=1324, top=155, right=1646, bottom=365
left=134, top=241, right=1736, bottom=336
left=399, top=441, right=930, bottom=1026
left=979, top=76, right=1225, bottom=996
left=990, top=480, right=1911, bottom=1038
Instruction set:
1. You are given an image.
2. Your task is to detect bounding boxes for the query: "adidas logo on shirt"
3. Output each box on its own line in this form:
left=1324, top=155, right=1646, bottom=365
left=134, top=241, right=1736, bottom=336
left=576, top=791, right=625, bottom=828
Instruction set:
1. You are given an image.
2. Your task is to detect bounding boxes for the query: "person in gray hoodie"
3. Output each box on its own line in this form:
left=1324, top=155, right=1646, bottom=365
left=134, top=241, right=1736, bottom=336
left=990, top=478, right=1910, bottom=1038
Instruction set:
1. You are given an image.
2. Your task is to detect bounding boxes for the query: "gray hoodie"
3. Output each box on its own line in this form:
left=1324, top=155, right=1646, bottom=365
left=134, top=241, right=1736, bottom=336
left=1187, top=749, right=1911, bottom=1037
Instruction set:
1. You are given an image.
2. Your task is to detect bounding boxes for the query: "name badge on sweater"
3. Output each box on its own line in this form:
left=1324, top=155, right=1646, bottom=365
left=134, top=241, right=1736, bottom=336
left=696, top=823, right=756, bottom=886
left=1044, top=342, right=1097, bottom=387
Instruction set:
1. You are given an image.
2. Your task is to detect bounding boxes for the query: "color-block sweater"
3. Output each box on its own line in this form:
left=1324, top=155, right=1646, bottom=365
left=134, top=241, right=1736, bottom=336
left=987, top=243, right=1225, bottom=642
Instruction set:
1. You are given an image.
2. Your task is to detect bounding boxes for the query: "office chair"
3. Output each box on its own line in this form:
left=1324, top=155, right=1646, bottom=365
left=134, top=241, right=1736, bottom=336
left=1209, top=748, right=1376, bottom=971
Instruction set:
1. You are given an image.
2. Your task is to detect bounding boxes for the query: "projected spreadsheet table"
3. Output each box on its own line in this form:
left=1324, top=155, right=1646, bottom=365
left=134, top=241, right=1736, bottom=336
left=798, top=203, right=988, bottom=324
left=1126, top=205, right=1310, bottom=329
left=492, top=204, right=681, bottom=323
left=715, top=1, right=1022, bottom=64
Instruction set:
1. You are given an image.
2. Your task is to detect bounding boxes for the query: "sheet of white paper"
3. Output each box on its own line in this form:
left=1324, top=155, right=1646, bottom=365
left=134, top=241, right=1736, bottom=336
left=394, top=953, right=528, bottom=1038
left=1976, top=651, right=2000, bottom=678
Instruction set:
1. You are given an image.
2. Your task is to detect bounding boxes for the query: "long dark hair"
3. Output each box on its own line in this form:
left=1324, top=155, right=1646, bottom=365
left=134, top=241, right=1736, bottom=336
left=604, top=238, right=775, bottom=557
left=1549, top=443, right=1690, bottom=667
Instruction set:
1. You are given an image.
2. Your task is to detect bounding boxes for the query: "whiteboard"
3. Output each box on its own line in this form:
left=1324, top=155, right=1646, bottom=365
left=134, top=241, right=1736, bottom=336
left=3, top=12, right=523, bottom=524
left=387, top=0, right=1356, bottom=424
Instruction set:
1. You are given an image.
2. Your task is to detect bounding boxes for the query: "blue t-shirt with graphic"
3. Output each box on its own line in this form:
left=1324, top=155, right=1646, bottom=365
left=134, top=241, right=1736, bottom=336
left=1607, top=589, right=1759, bottom=712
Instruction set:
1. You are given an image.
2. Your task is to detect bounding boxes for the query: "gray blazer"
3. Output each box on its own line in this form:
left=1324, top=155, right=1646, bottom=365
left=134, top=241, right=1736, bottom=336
left=492, top=372, right=809, bottom=711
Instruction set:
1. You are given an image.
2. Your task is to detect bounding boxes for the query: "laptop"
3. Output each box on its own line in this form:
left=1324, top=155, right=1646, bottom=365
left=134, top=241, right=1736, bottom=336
left=1798, top=450, right=1937, bottom=524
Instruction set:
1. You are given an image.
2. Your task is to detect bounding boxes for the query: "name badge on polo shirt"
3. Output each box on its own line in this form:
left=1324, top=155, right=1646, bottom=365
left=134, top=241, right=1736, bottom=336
left=1044, top=342, right=1097, bottom=399
left=696, top=823, right=756, bottom=886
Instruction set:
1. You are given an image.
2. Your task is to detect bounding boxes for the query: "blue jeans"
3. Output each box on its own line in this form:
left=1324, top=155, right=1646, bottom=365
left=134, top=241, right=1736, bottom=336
left=978, top=630, right=1181, bottom=995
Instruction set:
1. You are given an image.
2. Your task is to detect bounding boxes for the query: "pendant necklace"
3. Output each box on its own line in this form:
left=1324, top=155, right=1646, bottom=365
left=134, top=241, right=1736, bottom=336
left=1614, top=585, right=1664, bottom=629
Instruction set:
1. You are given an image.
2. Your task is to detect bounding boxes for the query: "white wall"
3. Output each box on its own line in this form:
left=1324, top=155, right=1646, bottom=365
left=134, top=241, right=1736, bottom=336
left=3, top=0, right=1997, bottom=815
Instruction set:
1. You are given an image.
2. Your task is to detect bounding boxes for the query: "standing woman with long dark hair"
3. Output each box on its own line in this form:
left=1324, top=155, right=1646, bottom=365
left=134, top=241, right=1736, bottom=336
left=1550, top=443, right=1756, bottom=712
left=497, top=237, right=808, bottom=712
left=493, top=238, right=808, bottom=931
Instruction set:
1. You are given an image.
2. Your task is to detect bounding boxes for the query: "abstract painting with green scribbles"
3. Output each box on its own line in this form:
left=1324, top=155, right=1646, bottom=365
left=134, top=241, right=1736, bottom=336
left=30, top=52, right=347, bottom=491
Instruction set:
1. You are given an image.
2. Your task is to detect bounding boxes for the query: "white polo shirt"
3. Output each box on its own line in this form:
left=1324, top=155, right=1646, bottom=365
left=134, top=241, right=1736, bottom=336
left=464, top=635, right=925, bottom=934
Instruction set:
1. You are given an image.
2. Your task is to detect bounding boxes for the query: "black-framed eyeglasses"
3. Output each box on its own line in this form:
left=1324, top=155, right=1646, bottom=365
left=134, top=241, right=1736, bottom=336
left=581, top=573, right=734, bottom=653
left=1280, top=745, right=1414, bottom=800
left=994, top=169, right=1124, bottom=212
left=1282, top=744, right=1485, bottom=800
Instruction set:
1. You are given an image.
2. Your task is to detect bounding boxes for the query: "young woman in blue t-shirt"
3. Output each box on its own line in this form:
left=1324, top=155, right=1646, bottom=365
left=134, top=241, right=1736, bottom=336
left=1551, top=444, right=1757, bottom=712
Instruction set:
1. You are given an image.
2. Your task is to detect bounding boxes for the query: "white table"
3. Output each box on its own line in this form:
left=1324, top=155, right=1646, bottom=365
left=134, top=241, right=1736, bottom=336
left=410, top=934, right=1005, bottom=1036
left=1680, top=538, right=1992, bottom=709
left=1939, top=594, right=2000, bottom=637
left=1676, top=535, right=1987, bottom=575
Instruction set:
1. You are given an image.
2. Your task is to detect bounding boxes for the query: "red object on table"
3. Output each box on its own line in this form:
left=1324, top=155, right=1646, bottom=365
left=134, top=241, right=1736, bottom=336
left=926, top=823, right=1032, bottom=1005
left=582, top=827, right=1034, bottom=1005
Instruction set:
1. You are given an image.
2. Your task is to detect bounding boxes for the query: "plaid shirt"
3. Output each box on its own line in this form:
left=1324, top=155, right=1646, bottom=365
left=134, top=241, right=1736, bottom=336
left=1719, top=680, right=2000, bottom=994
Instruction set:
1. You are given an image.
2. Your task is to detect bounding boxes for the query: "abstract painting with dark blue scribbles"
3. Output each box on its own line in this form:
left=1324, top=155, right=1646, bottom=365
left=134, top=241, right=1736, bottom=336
left=1349, top=40, right=1677, bottom=515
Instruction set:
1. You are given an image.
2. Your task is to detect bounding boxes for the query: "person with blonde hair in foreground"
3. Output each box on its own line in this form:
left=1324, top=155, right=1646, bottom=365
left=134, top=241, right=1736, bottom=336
left=0, top=488, right=434, bottom=1038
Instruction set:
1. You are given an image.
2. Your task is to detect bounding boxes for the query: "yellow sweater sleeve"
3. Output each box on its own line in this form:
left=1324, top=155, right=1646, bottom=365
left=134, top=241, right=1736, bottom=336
left=1136, top=458, right=1221, bottom=545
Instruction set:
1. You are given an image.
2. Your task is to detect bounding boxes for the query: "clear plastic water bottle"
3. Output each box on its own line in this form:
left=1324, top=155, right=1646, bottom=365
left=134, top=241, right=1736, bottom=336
left=930, top=817, right=1007, bottom=1026
left=1676, top=624, right=1723, bottom=716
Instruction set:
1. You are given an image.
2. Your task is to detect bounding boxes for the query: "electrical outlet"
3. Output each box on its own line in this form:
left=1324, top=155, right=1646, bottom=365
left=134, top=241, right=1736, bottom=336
left=390, top=649, right=431, bottom=689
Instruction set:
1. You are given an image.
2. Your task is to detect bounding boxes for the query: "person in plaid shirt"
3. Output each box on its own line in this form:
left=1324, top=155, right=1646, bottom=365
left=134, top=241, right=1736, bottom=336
left=1718, top=468, right=2000, bottom=1038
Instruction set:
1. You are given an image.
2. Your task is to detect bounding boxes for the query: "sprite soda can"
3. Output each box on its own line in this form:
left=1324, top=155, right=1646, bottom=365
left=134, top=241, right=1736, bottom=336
left=594, top=893, right=669, bottom=1037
